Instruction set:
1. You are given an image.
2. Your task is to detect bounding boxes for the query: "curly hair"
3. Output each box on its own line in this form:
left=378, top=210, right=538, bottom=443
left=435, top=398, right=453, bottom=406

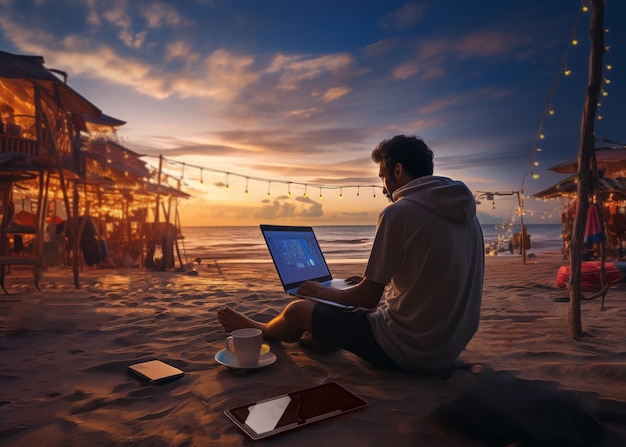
left=371, top=135, right=434, bottom=178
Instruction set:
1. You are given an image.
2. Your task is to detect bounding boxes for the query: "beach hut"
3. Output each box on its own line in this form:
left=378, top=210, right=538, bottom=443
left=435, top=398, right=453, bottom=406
left=534, top=145, right=626, bottom=261
left=0, top=50, right=102, bottom=290
left=1, top=50, right=192, bottom=291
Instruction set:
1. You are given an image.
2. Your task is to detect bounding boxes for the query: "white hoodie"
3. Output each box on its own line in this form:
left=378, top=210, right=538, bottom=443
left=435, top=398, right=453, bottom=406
left=365, top=175, right=484, bottom=372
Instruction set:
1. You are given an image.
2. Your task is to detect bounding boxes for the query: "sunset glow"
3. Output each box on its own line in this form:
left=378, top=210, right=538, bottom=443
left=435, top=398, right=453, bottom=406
left=1, top=1, right=625, bottom=226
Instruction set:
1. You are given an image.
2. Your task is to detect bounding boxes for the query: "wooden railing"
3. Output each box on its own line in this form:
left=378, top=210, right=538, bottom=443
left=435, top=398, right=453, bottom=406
left=0, top=135, right=38, bottom=157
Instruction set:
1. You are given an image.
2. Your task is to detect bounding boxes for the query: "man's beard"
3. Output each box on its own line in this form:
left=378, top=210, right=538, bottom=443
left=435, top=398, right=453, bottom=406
left=383, top=188, right=393, bottom=202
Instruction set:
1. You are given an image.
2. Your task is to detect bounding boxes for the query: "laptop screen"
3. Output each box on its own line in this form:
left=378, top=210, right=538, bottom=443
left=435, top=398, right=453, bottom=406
left=261, top=225, right=333, bottom=290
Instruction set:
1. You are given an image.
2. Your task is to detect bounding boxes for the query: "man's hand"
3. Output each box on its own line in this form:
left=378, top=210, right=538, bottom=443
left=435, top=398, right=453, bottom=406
left=297, top=280, right=327, bottom=298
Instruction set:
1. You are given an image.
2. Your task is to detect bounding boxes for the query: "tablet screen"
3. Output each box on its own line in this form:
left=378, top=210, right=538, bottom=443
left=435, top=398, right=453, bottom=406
left=225, top=382, right=368, bottom=440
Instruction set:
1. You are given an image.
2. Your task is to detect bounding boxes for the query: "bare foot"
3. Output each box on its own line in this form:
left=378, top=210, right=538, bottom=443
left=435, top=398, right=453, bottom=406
left=217, top=306, right=264, bottom=333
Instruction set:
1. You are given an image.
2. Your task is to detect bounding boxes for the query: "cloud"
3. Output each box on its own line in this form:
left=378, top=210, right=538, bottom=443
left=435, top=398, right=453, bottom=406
left=254, top=197, right=297, bottom=219
left=379, top=2, right=426, bottom=30
left=141, top=2, right=187, bottom=29
left=322, top=86, right=351, bottom=102
left=268, top=53, right=355, bottom=91
left=164, top=40, right=196, bottom=61
left=295, top=196, right=323, bottom=217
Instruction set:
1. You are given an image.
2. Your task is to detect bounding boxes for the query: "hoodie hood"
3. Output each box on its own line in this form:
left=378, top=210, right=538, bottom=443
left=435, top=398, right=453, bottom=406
left=392, top=176, right=476, bottom=223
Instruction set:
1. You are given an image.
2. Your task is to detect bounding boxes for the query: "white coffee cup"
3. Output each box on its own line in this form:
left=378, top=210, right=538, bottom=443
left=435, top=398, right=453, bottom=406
left=226, top=328, right=263, bottom=367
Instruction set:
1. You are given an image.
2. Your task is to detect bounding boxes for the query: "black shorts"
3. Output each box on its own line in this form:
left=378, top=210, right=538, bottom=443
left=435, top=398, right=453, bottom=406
left=310, top=303, right=402, bottom=371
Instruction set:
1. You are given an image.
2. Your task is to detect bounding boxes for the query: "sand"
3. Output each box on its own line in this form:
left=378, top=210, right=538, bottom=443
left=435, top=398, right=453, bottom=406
left=1, top=254, right=625, bottom=446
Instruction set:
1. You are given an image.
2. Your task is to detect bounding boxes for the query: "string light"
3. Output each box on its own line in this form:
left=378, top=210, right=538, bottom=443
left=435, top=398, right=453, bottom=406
left=356, top=186, right=360, bottom=197
left=520, top=0, right=587, bottom=207
left=267, top=181, right=271, bottom=197
left=181, top=162, right=185, bottom=180
left=373, top=186, right=376, bottom=198
left=141, top=155, right=385, bottom=200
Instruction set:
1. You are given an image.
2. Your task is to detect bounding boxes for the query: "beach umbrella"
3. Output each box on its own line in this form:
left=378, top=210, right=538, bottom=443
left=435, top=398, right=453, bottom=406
left=547, top=146, right=626, bottom=178
left=532, top=176, right=626, bottom=200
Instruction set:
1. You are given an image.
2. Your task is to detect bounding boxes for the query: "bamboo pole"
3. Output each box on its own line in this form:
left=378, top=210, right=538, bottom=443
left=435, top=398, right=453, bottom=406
left=569, top=0, right=604, bottom=339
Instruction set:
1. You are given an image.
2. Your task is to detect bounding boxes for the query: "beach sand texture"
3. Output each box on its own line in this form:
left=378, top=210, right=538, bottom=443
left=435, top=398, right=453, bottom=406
left=1, top=254, right=625, bottom=446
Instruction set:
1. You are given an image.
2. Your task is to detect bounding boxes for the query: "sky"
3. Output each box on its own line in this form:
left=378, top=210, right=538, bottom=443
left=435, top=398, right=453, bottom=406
left=1, top=0, right=625, bottom=227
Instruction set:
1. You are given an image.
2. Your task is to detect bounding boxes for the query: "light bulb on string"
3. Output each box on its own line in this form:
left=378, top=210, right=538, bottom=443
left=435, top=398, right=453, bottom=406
left=319, top=187, right=323, bottom=199
left=564, top=67, right=572, bottom=76
left=572, top=37, right=578, bottom=46
left=539, top=131, right=545, bottom=140
left=604, top=77, right=611, bottom=84
left=372, top=186, right=376, bottom=198
left=200, top=168, right=204, bottom=184
left=225, top=172, right=230, bottom=190
left=536, top=147, right=542, bottom=152
left=339, top=187, right=343, bottom=199
left=534, top=161, right=539, bottom=167
left=287, top=182, right=292, bottom=198
left=606, top=64, right=612, bottom=70
left=548, top=103, right=555, bottom=115
left=181, top=162, right=185, bottom=180
left=531, top=173, right=540, bottom=180
left=602, top=89, right=608, bottom=97
left=244, top=177, right=249, bottom=195
left=356, top=186, right=360, bottom=197
left=582, top=4, right=589, bottom=12
left=303, top=185, right=308, bottom=198
left=267, top=181, right=271, bottom=197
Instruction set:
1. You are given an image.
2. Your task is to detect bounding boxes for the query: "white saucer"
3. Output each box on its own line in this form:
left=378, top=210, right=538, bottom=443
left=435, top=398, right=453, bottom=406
left=215, top=346, right=277, bottom=370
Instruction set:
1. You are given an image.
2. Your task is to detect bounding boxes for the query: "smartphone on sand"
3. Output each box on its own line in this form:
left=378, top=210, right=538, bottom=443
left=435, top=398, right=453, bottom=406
left=224, top=382, right=368, bottom=440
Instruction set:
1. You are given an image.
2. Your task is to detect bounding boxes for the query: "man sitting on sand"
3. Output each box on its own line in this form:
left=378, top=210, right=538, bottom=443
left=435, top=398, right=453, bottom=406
left=218, top=135, right=484, bottom=373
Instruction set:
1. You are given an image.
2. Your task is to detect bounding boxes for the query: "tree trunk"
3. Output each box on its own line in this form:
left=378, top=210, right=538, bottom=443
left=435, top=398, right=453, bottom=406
left=569, top=0, right=605, bottom=338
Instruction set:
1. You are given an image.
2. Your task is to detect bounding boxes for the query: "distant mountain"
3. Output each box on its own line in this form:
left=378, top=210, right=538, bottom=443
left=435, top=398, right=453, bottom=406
left=476, top=210, right=560, bottom=226
left=476, top=210, right=503, bottom=225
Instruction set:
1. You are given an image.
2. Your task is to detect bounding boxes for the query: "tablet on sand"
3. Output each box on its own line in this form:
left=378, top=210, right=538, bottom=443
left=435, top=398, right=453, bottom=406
left=225, top=382, right=368, bottom=440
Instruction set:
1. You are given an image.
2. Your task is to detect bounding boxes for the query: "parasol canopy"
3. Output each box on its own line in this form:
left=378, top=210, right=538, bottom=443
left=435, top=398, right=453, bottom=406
left=532, top=176, right=626, bottom=200
left=547, top=146, right=626, bottom=178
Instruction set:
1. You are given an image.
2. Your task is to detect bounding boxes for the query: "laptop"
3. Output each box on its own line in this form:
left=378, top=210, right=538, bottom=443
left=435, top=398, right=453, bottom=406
left=260, top=224, right=356, bottom=309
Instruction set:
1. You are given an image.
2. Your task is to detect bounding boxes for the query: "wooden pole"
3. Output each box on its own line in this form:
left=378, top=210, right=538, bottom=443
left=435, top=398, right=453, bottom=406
left=569, top=0, right=604, bottom=339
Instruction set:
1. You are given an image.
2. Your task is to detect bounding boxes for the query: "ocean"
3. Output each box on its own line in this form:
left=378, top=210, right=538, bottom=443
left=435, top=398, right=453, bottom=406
left=178, top=224, right=564, bottom=265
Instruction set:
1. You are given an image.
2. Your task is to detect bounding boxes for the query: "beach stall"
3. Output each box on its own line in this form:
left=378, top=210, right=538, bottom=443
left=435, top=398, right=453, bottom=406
left=0, top=50, right=103, bottom=290
left=533, top=145, right=626, bottom=261
left=0, top=50, right=192, bottom=291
